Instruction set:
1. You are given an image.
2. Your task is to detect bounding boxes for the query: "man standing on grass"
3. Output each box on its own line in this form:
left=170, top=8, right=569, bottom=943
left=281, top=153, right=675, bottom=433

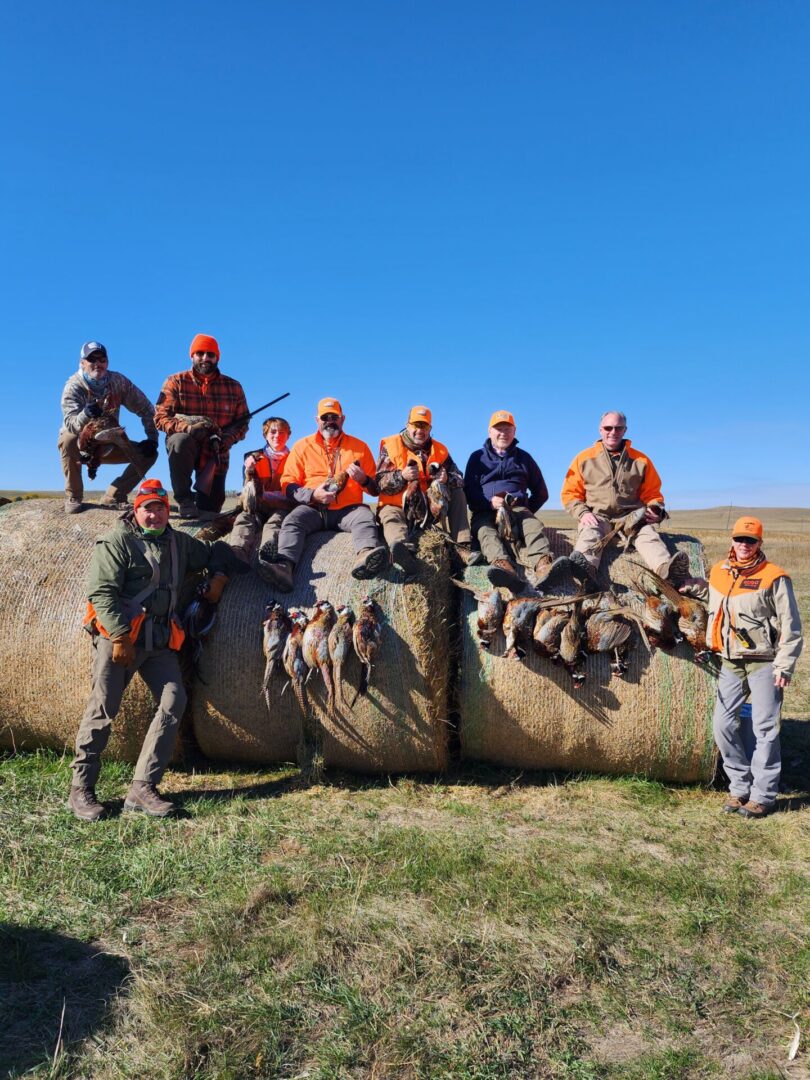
left=68, top=478, right=247, bottom=821
left=154, top=334, right=249, bottom=520
left=705, top=516, right=802, bottom=819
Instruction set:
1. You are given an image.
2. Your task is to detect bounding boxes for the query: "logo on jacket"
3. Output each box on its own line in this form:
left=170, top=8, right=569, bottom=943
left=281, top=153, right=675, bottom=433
left=739, top=578, right=761, bottom=591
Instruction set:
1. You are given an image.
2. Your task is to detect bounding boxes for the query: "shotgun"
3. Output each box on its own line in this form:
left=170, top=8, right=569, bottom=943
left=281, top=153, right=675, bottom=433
left=194, top=392, right=291, bottom=498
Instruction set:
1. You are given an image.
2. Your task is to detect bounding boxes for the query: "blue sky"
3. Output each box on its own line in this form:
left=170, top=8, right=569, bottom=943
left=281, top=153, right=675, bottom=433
left=2, top=1, right=808, bottom=506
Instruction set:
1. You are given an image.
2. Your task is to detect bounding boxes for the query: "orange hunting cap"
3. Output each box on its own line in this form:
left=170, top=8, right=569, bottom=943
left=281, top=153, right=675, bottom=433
left=189, top=334, right=220, bottom=359
left=134, top=478, right=171, bottom=512
left=407, top=405, right=432, bottom=425
left=731, top=516, right=763, bottom=540
left=317, top=397, right=342, bottom=416
left=489, top=410, right=515, bottom=428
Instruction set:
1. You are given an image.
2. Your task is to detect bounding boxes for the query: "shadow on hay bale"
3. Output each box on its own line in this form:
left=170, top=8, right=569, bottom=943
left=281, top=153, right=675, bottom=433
left=192, top=528, right=452, bottom=773
left=457, top=528, right=718, bottom=782
left=0, top=498, right=190, bottom=760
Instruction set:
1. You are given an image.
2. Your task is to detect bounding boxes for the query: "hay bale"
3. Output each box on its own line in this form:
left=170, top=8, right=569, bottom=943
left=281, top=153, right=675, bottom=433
left=192, top=528, right=452, bottom=773
left=458, top=529, right=717, bottom=782
left=0, top=498, right=177, bottom=759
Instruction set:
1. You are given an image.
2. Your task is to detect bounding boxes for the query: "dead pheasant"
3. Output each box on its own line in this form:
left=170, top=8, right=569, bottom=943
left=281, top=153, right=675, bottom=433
left=302, top=600, right=337, bottom=715
left=327, top=604, right=354, bottom=710
left=324, top=461, right=357, bottom=495
left=77, top=394, right=130, bottom=480
left=495, top=492, right=518, bottom=545
left=451, top=580, right=505, bottom=649
left=627, top=560, right=708, bottom=654
left=261, top=602, right=291, bottom=711
left=426, top=461, right=450, bottom=521
left=532, top=607, right=571, bottom=661
left=502, top=596, right=545, bottom=660
left=351, top=596, right=382, bottom=706
left=592, top=507, right=649, bottom=555
left=282, top=609, right=310, bottom=718
left=403, top=459, right=430, bottom=535
left=584, top=609, right=636, bottom=678
left=559, top=600, right=587, bottom=687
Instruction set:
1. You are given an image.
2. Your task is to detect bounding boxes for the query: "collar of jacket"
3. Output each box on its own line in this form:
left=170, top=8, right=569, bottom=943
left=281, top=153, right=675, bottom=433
left=314, top=430, right=345, bottom=450
left=189, top=368, right=221, bottom=387
left=121, top=514, right=172, bottom=546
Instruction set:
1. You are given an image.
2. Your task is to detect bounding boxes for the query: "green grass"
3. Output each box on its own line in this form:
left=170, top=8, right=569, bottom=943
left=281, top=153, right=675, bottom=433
left=2, top=754, right=808, bottom=1078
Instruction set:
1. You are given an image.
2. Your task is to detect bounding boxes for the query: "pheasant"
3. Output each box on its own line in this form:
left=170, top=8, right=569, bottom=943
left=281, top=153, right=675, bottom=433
left=302, top=600, right=337, bottom=715
left=282, top=609, right=310, bottom=718
left=328, top=605, right=355, bottom=711
left=351, top=596, right=382, bottom=706
left=627, top=560, right=708, bottom=655
left=261, top=602, right=291, bottom=711
left=451, top=581, right=505, bottom=649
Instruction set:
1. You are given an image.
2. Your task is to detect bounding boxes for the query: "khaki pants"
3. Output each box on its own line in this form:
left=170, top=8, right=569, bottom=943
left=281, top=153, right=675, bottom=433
left=58, top=430, right=157, bottom=501
left=229, top=509, right=286, bottom=563
left=72, top=636, right=187, bottom=788
left=471, top=507, right=551, bottom=570
left=378, top=487, right=472, bottom=548
left=574, top=515, right=670, bottom=576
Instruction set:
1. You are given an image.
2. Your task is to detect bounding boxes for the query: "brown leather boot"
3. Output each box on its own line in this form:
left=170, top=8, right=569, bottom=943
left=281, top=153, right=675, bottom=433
left=455, top=543, right=485, bottom=568
left=265, top=558, right=295, bottom=593
left=67, top=785, right=105, bottom=822
left=721, top=795, right=748, bottom=815
left=533, top=554, right=571, bottom=591
left=737, top=801, right=772, bottom=820
left=124, top=781, right=175, bottom=817
left=487, top=558, right=524, bottom=592
left=391, top=540, right=419, bottom=578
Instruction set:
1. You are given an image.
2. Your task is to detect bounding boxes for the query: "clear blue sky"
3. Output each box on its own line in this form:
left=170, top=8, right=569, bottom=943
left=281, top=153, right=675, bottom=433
left=3, top=1, right=808, bottom=506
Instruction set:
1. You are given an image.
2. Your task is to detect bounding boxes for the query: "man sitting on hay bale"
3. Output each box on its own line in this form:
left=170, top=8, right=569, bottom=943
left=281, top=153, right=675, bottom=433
left=376, top=404, right=482, bottom=578
left=464, top=410, right=568, bottom=594
left=58, top=341, right=159, bottom=515
left=67, top=478, right=247, bottom=821
left=154, top=334, right=249, bottom=521
left=561, top=410, right=690, bottom=588
left=263, top=397, right=389, bottom=592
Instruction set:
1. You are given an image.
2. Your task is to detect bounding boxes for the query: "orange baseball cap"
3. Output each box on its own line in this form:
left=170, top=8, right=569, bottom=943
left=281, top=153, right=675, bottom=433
left=134, top=478, right=170, bottom=512
left=489, top=410, right=515, bottom=428
left=407, top=405, right=432, bottom=425
left=189, top=333, right=220, bottom=359
left=317, top=397, right=342, bottom=416
left=731, top=516, right=763, bottom=540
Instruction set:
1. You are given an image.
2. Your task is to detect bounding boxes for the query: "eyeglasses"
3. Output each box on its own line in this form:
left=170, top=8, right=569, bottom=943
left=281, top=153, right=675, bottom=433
left=193, top=351, right=218, bottom=360
left=320, top=414, right=340, bottom=421
left=732, top=536, right=759, bottom=544
left=601, top=425, right=626, bottom=432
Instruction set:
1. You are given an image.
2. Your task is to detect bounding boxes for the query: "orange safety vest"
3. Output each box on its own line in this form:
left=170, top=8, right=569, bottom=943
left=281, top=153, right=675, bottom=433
left=377, top=434, right=450, bottom=508
left=83, top=604, right=186, bottom=650
left=251, top=451, right=285, bottom=493
left=708, top=559, right=785, bottom=655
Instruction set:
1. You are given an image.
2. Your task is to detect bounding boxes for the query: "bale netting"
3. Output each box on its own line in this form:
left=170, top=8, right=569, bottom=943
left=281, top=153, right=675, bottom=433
left=192, top=527, right=452, bottom=773
left=0, top=498, right=183, bottom=760
left=458, top=529, right=718, bottom=782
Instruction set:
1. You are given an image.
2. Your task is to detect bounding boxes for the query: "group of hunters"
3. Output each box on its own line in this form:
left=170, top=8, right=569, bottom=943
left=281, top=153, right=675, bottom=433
left=60, top=336, right=803, bottom=824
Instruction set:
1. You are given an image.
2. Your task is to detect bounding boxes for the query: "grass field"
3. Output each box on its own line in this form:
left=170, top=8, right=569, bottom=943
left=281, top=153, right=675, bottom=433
left=1, top=515, right=808, bottom=1079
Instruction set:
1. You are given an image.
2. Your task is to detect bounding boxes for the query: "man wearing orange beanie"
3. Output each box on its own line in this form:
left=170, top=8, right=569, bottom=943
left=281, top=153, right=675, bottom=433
left=154, top=334, right=249, bottom=519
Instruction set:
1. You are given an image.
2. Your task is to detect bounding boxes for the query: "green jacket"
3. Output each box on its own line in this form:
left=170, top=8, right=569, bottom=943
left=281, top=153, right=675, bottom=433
left=86, top=516, right=243, bottom=646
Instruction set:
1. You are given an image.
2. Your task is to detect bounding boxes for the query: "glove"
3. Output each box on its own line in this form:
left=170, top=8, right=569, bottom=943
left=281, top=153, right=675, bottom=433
left=208, top=432, right=222, bottom=451
left=186, top=419, right=213, bottom=435
left=85, top=401, right=103, bottom=419
left=137, top=439, right=159, bottom=457
left=204, top=573, right=229, bottom=604
left=111, top=635, right=136, bottom=666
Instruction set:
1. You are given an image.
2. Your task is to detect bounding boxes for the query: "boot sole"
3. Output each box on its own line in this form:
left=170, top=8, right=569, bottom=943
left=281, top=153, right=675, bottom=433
left=391, top=543, right=420, bottom=578
left=352, top=547, right=389, bottom=580
left=123, top=799, right=175, bottom=818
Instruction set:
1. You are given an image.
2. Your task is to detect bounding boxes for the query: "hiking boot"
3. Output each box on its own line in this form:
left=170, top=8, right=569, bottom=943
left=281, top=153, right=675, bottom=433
left=721, top=795, right=748, bottom=814
left=737, top=801, right=772, bottom=820
left=569, top=550, right=600, bottom=590
left=351, top=545, right=389, bottom=580
left=123, top=781, right=175, bottom=817
left=67, top=785, right=105, bottom=822
left=455, top=543, right=485, bottom=568
left=258, top=540, right=278, bottom=564
left=665, top=550, right=690, bottom=586
left=487, top=558, right=524, bottom=593
left=101, top=489, right=130, bottom=510
left=534, top=554, right=571, bottom=591
left=391, top=540, right=419, bottom=578
left=177, top=500, right=199, bottom=520
left=64, top=497, right=83, bottom=515
left=263, top=558, right=295, bottom=593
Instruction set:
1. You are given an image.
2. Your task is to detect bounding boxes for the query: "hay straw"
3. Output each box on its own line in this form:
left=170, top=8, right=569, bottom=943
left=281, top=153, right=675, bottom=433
left=458, top=528, right=718, bottom=782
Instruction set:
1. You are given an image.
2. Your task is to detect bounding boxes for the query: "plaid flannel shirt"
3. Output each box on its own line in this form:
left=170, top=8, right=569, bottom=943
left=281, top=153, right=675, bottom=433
left=154, top=369, right=249, bottom=475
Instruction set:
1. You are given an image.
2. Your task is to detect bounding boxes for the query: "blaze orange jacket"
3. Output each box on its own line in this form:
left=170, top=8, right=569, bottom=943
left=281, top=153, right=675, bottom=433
left=561, top=439, right=665, bottom=520
left=281, top=431, right=377, bottom=510
left=706, top=558, right=803, bottom=675
left=376, top=434, right=450, bottom=507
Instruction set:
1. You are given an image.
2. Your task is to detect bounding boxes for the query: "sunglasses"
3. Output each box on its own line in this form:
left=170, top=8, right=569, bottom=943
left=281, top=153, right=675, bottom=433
left=138, top=486, right=168, bottom=499
left=193, top=351, right=218, bottom=360
left=732, top=536, right=759, bottom=544
left=601, top=425, right=626, bottom=432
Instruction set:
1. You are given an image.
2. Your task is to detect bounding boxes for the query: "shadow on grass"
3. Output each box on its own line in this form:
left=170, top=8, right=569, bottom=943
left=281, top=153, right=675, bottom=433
left=0, top=923, right=130, bottom=1076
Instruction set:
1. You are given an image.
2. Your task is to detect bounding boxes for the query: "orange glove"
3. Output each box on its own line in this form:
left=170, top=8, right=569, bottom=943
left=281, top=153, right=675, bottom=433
left=111, top=635, right=136, bottom=666
left=204, top=573, right=229, bottom=603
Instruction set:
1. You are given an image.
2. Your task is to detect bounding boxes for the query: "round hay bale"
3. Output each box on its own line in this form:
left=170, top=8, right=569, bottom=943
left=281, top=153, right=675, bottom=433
left=458, top=529, right=718, bottom=782
left=192, top=528, right=452, bottom=773
left=0, top=498, right=179, bottom=760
